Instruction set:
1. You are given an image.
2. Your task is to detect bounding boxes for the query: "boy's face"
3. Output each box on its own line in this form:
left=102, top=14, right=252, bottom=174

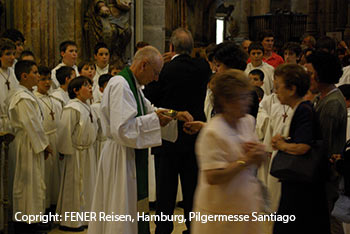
left=94, top=47, right=110, bottom=68
left=249, top=49, right=263, bottom=64
left=80, top=65, right=96, bottom=80
left=99, top=81, right=109, bottom=93
left=15, top=41, right=24, bottom=59
left=249, top=74, right=263, bottom=87
left=0, top=49, right=16, bottom=68
left=61, top=45, right=78, bottom=67
left=24, top=65, right=40, bottom=89
left=261, top=37, right=274, bottom=52
left=37, top=74, right=52, bottom=94
left=284, top=50, right=297, bottom=64
left=213, top=60, right=228, bottom=74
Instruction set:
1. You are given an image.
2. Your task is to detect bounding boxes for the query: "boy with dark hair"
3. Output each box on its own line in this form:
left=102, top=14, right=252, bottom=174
left=1, top=29, right=25, bottom=63
left=0, top=38, right=18, bottom=131
left=257, top=30, right=284, bottom=68
left=7, top=60, right=51, bottom=234
left=35, top=65, right=63, bottom=213
left=19, top=50, right=35, bottom=61
left=51, top=66, right=76, bottom=107
left=249, top=69, right=265, bottom=88
left=51, top=40, right=79, bottom=89
left=93, top=42, right=110, bottom=102
left=283, top=42, right=302, bottom=64
left=245, top=42, right=274, bottom=95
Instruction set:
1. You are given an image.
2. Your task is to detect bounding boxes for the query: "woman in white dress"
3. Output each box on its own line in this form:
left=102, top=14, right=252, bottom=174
left=191, top=69, right=267, bottom=234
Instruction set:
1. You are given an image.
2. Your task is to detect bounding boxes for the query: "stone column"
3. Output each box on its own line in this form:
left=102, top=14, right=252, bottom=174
left=306, top=0, right=318, bottom=36
left=238, top=0, right=250, bottom=38
left=143, top=0, right=165, bottom=53
left=291, top=0, right=307, bottom=14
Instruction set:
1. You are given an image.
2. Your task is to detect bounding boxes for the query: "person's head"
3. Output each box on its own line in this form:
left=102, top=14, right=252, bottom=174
left=306, top=51, right=343, bottom=86
left=19, top=50, right=35, bottom=61
left=14, top=60, right=39, bottom=90
left=59, top=40, right=78, bottom=67
left=241, top=39, right=252, bottom=54
left=98, top=73, right=113, bottom=93
left=274, top=64, right=310, bottom=107
left=130, top=45, right=163, bottom=85
left=67, top=76, right=92, bottom=102
left=248, top=42, right=264, bottom=66
left=338, top=84, right=350, bottom=108
left=316, top=36, right=336, bottom=54
left=108, top=60, right=125, bottom=76
left=37, top=66, right=52, bottom=94
left=170, top=28, right=193, bottom=55
left=299, top=48, right=314, bottom=65
left=135, top=41, right=150, bottom=54
left=254, top=86, right=264, bottom=102
left=2, top=29, right=25, bottom=59
left=56, top=66, right=75, bottom=86
left=211, top=69, right=252, bottom=123
left=259, top=30, right=275, bottom=52
left=249, top=69, right=264, bottom=87
left=213, top=41, right=248, bottom=72
left=0, top=38, right=16, bottom=69
left=205, top=43, right=217, bottom=72
left=302, top=35, right=316, bottom=49
left=78, top=61, right=96, bottom=80
left=283, top=42, right=302, bottom=64
left=94, top=42, right=110, bottom=69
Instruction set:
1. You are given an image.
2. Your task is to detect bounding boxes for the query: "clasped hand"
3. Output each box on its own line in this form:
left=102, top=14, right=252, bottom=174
left=156, top=109, right=193, bottom=127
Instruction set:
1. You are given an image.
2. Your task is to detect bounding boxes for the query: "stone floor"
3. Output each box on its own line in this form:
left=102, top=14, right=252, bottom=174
left=49, top=208, right=187, bottom=234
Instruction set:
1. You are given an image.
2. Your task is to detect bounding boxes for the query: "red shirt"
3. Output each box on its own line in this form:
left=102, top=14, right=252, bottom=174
left=247, top=52, right=284, bottom=68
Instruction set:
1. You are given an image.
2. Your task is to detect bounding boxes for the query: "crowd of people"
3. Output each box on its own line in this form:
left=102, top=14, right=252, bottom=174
left=0, top=26, right=350, bottom=234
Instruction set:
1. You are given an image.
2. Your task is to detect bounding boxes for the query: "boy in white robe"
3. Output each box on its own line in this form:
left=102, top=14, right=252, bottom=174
left=35, top=66, right=63, bottom=212
left=51, top=66, right=76, bottom=108
left=91, top=74, right=112, bottom=162
left=51, top=41, right=79, bottom=90
left=56, top=76, right=98, bottom=231
left=6, top=60, right=51, bottom=233
left=92, top=42, right=110, bottom=103
left=245, top=42, right=274, bottom=95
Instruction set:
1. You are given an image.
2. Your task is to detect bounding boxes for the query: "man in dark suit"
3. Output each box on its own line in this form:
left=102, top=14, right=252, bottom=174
left=144, top=28, right=211, bottom=234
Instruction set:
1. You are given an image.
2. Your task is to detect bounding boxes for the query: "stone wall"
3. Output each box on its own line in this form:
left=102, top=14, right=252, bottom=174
left=143, top=0, right=165, bottom=53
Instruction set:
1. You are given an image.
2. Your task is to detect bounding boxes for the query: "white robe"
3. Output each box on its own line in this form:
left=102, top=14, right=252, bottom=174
left=91, top=101, right=106, bottom=163
left=92, top=64, right=109, bottom=103
left=7, top=85, right=49, bottom=222
left=51, top=63, right=79, bottom=90
left=337, top=65, right=350, bottom=87
left=88, top=75, right=177, bottom=234
left=245, top=62, right=275, bottom=96
left=34, top=91, right=63, bottom=208
left=56, top=99, right=98, bottom=228
left=51, top=87, right=70, bottom=108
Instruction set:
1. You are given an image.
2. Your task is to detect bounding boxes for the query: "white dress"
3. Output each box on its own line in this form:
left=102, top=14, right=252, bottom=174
left=91, top=101, right=106, bottom=163
left=87, top=76, right=165, bottom=234
left=34, top=91, right=63, bottom=208
left=7, top=85, right=49, bottom=222
left=56, top=98, right=98, bottom=228
left=191, top=114, right=263, bottom=234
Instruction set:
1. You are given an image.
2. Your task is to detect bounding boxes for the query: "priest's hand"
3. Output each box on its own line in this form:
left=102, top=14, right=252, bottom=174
left=156, top=109, right=173, bottom=127
left=183, top=121, right=206, bottom=135
left=44, top=145, right=53, bottom=160
left=176, top=111, right=193, bottom=122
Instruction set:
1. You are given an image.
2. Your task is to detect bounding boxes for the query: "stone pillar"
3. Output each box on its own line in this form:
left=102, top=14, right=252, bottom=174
left=306, top=0, right=318, bottom=36
left=344, top=0, right=350, bottom=44
left=238, top=0, right=250, bottom=38
left=143, top=0, right=165, bottom=53
left=291, top=0, right=307, bottom=14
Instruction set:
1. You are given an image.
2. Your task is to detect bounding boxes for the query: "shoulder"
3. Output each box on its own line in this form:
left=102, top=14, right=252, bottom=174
left=262, top=62, right=275, bottom=71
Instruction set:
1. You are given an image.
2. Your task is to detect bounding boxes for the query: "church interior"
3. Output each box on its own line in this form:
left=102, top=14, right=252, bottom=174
left=1, top=0, right=350, bottom=234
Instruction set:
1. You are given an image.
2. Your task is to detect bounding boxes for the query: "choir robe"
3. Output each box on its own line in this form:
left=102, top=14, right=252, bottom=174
left=6, top=85, right=49, bottom=222
left=92, top=64, right=109, bottom=103
left=34, top=91, right=63, bottom=208
left=91, top=101, right=106, bottom=162
left=56, top=98, right=98, bottom=228
left=87, top=69, right=177, bottom=234
left=0, top=67, right=18, bottom=230
left=51, top=87, right=70, bottom=108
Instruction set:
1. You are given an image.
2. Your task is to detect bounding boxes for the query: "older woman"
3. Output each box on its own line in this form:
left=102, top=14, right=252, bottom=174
left=271, top=64, right=330, bottom=234
left=191, top=69, right=266, bottom=234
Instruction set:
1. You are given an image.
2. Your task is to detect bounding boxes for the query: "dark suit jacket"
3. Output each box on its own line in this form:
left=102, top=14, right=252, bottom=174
left=144, top=54, right=211, bottom=146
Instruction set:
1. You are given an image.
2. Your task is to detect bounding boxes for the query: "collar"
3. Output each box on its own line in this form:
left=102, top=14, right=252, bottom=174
left=171, top=54, right=180, bottom=60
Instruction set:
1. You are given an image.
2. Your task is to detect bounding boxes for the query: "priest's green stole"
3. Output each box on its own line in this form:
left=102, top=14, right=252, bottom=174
left=119, top=67, right=150, bottom=234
